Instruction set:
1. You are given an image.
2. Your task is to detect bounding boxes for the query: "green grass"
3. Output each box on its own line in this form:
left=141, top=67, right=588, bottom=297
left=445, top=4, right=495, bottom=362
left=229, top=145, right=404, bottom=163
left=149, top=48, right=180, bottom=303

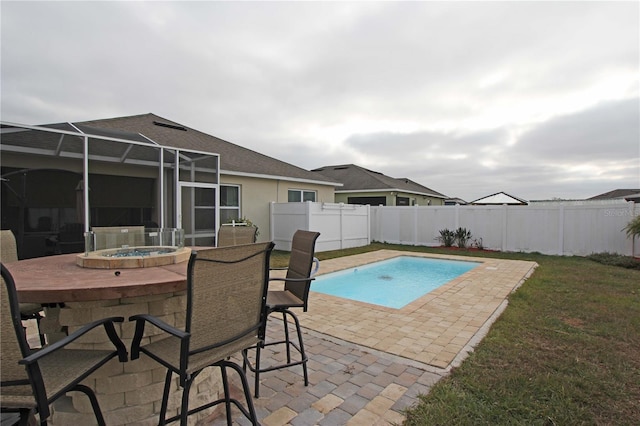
left=274, top=243, right=640, bottom=425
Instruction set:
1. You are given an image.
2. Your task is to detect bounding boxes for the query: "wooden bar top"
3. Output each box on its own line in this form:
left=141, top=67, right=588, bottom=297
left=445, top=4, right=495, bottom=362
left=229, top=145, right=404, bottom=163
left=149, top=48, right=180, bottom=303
left=6, top=253, right=190, bottom=303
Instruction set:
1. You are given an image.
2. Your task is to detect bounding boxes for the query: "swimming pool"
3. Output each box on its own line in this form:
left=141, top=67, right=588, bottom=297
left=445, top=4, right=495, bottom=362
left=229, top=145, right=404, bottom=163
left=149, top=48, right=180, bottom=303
left=312, top=256, right=479, bottom=309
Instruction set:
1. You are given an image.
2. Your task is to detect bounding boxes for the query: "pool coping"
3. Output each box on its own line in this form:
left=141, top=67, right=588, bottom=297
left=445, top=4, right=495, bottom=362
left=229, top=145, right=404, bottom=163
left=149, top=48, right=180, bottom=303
left=295, top=249, right=538, bottom=370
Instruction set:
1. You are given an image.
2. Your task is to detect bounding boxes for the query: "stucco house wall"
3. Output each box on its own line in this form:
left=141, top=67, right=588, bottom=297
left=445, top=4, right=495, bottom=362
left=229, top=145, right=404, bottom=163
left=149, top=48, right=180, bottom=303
left=220, top=175, right=334, bottom=242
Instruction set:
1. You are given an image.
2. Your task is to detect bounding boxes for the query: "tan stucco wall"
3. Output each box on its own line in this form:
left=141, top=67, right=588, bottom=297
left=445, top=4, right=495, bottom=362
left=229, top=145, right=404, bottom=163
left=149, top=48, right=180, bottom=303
left=220, top=174, right=335, bottom=242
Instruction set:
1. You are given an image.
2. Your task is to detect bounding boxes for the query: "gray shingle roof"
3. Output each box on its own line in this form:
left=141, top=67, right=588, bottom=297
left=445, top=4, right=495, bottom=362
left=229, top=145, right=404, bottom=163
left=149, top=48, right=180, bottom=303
left=76, top=113, right=339, bottom=186
left=588, top=189, right=640, bottom=200
left=312, top=164, right=447, bottom=198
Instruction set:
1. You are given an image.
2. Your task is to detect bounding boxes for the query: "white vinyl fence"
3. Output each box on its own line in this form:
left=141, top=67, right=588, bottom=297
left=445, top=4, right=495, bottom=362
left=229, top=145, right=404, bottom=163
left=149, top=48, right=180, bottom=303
left=270, top=201, right=638, bottom=256
left=371, top=202, right=639, bottom=256
left=270, top=202, right=370, bottom=252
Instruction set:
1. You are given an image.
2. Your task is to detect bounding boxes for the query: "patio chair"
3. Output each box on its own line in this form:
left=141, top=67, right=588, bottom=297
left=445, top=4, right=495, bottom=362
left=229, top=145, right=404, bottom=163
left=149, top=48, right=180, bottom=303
left=243, top=230, right=320, bottom=397
left=217, top=224, right=257, bottom=247
left=129, top=242, right=275, bottom=426
left=0, top=263, right=128, bottom=426
left=1, top=229, right=46, bottom=347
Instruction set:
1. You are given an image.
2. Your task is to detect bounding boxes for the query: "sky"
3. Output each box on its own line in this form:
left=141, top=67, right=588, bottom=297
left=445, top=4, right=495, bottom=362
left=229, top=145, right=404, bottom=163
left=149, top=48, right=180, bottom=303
left=1, top=1, right=639, bottom=202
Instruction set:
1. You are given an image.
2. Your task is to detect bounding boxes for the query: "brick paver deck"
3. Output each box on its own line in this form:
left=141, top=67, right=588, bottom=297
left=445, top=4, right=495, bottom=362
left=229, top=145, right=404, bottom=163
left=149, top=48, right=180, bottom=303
left=203, top=250, right=537, bottom=425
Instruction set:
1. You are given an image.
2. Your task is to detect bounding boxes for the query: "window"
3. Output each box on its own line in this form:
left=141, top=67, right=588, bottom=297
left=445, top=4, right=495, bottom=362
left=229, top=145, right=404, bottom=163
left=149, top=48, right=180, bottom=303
left=348, top=196, right=386, bottom=206
left=396, top=196, right=410, bottom=206
left=288, top=189, right=316, bottom=202
left=220, top=185, right=240, bottom=223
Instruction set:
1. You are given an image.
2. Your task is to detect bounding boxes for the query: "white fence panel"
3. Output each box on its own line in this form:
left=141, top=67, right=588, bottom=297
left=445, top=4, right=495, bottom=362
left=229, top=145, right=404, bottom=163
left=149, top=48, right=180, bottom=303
left=371, top=207, right=402, bottom=245
left=270, top=202, right=370, bottom=252
left=272, top=202, right=637, bottom=256
left=561, top=204, right=634, bottom=255
left=457, top=205, right=504, bottom=250
left=504, top=206, right=561, bottom=254
left=370, top=202, right=638, bottom=256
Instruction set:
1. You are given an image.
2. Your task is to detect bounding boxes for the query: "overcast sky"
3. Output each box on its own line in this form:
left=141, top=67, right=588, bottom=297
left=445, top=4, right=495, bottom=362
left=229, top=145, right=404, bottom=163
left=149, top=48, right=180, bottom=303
left=1, top=1, right=638, bottom=202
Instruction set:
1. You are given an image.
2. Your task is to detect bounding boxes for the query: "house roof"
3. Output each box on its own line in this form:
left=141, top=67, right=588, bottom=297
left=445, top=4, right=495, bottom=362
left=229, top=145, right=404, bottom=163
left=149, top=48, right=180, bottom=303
left=587, top=189, right=640, bottom=200
left=470, top=191, right=528, bottom=205
left=312, top=164, right=447, bottom=199
left=445, top=197, right=468, bottom=205
left=75, top=113, right=340, bottom=186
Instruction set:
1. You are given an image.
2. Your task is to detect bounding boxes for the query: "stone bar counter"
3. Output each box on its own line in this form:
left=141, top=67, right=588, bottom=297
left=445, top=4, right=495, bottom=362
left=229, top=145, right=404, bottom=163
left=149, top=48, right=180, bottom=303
left=6, top=251, right=222, bottom=426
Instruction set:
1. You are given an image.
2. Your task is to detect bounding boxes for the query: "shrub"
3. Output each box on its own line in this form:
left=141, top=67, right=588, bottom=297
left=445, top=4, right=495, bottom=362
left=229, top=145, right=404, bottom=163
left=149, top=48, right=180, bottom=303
left=437, top=229, right=456, bottom=247
left=587, top=252, right=640, bottom=270
left=455, top=227, right=472, bottom=248
left=472, top=237, right=484, bottom=250
left=225, top=217, right=259, bottom=237
left=623, top=215, right=640, bottom=239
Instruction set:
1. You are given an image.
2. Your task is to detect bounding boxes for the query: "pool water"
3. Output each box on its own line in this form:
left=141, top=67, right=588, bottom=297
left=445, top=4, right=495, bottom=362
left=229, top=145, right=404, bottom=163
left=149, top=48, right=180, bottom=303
left=312, top=256, right=479, bottom=309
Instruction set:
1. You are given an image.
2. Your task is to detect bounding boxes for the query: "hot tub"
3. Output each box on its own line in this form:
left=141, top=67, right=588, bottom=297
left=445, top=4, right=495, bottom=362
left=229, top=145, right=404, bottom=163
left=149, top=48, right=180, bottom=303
left=76, top=245, right=191, bottom=269
left=76, top=227, right=189, bottom=268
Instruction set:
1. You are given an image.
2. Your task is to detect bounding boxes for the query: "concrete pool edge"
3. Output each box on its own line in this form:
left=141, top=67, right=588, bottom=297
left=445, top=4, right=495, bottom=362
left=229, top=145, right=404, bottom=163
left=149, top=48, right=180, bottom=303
left=295, top=249, right=539, bottom=370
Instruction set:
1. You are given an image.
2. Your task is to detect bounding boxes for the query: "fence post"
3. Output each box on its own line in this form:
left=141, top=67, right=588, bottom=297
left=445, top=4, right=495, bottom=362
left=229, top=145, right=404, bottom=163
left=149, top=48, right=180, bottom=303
left=269, top=201, right=275, bottom=242
left=558, top=205, right=565, bottom=255
left=305, top=201, right=312, bottom=230
left=339, top=202, right=345, bottom=249
left=630, top=201, right=637, bottom=257
left=413, top=204, right=419, bottom=246
left=455, top=204, right=460, bottom=229
left=366, top=204, right=371, bottom=245
left=502, top=204, right=508, bottom=252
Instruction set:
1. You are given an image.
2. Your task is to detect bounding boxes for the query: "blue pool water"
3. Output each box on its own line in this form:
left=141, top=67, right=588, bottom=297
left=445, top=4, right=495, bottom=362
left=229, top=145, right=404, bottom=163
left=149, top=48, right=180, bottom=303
left=312, top=256, right=479, bottom=309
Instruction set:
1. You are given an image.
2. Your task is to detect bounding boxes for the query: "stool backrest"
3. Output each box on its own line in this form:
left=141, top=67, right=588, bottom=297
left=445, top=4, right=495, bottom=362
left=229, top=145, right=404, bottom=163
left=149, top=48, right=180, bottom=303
left=0, top=230, right=18, bottom=263
left=284, top=230, right=320, bottom=311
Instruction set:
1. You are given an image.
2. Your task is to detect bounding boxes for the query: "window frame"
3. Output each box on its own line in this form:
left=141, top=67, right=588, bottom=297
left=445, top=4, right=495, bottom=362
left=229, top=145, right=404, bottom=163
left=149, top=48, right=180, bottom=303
left=220, top=184, right=241, bottom=222
left=288, top=189, right=316, bottom=203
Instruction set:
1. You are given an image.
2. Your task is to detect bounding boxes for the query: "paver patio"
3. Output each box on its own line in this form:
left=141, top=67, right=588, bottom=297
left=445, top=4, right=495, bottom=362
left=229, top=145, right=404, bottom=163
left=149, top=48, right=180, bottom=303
left=205, top=250, right=537, bottom=425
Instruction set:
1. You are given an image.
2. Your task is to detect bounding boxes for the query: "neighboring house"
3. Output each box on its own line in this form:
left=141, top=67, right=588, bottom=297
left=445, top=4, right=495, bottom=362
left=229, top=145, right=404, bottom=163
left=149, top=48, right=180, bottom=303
left=588, top=189, right=640, bottom=203
left=445, top=197, right=468, bottom=206
left=470, top=192, right=528, bottom=205
left=312, top=164, right=447, bottom=206
left=0, top=113, right=339, bottom=258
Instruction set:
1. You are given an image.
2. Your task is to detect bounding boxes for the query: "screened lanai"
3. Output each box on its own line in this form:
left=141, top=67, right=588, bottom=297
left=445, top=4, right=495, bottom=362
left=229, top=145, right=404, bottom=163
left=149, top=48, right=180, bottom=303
left=0, top=121, right=220, bottom=258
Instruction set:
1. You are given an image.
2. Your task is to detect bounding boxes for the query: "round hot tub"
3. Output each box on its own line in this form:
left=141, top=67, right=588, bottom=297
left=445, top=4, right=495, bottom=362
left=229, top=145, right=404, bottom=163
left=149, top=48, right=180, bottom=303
left=76, top=246, right=191, bottom=269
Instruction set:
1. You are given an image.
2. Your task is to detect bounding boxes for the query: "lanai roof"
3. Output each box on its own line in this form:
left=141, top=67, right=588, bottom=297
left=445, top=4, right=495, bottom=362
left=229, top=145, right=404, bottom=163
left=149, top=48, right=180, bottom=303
left=313, top=164, right=447, bottom=199
left=76, top=113, right=339, bottom=186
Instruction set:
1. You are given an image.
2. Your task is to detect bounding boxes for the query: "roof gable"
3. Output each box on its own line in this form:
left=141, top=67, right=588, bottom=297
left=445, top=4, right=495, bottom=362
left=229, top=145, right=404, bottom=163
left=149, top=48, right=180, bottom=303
left=470, top=191, right=528, bottom=205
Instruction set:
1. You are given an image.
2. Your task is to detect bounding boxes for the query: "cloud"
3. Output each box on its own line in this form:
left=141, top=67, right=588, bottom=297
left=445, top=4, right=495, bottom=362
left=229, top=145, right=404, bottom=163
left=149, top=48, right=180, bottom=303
left=516, top=98, right=639, bottom=163
left=1, top=1, right=638, bottom=202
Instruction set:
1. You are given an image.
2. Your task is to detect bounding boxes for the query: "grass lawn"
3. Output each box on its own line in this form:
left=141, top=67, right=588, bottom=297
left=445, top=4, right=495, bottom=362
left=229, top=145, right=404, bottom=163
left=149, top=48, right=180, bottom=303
left=273, top=243, right=640, bottom=425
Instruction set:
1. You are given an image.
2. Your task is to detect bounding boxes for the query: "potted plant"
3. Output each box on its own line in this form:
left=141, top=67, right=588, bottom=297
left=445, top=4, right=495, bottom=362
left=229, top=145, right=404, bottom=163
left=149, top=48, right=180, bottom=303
left=225, top=217, right=259, bottom=241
